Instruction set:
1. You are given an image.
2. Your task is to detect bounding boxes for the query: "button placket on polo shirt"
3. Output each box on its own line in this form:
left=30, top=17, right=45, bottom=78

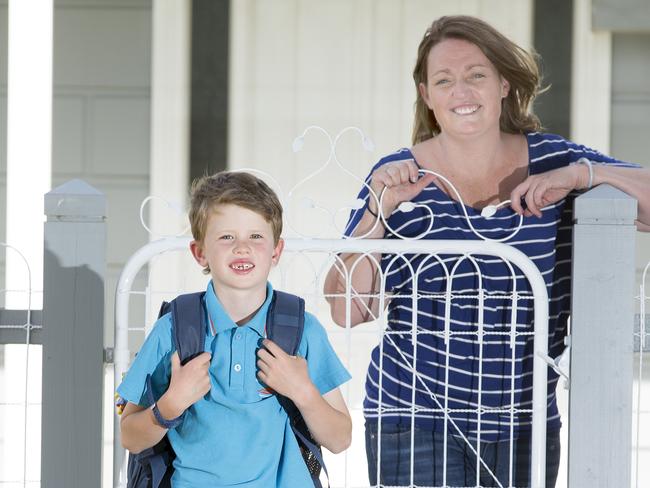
left=230, top=327, right=245, bottom=390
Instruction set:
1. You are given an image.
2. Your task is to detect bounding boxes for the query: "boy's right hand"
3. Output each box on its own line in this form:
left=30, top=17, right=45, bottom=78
left=163, top=351, right=212, bottom=416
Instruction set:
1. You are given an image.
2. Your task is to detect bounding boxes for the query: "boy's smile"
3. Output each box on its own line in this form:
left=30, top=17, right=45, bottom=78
left=190, top=204, right=284, bottom=302
left=230, top=258, right=254, bottom=274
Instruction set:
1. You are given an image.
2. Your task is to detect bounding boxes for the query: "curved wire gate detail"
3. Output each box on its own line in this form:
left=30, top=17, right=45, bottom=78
left=373, top=168, right=526, bottom=242
left=136, top=126, right=531, bottom=245
left=135, top=126, right=535, bottom=245
left=114, top=236, right=550, bottom=488
left=287, top=126, right=376, bottom=238
left=139, top=196, right=191, bottom=239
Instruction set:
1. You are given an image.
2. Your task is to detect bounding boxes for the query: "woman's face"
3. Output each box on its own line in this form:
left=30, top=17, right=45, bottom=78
left=419, top=37, right=509, bottom=138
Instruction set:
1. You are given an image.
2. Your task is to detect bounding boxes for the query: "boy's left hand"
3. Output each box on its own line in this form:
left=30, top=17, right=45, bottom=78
left=256, top=339, right=314, bottom=403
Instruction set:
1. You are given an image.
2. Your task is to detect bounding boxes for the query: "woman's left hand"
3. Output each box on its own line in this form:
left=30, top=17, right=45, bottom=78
left=256, top=339, right=314, bottom=403
left=510, top=164, right=587, bottom=217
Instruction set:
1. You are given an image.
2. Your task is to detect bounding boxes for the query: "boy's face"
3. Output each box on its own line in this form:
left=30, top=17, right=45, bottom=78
left=190, top=204, right=283, bottom=295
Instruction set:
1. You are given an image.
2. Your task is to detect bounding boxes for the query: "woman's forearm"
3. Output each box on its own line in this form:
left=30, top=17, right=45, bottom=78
left=323, top=208, right=386, bottom=326
left=592, top=165, right=650, bottom=228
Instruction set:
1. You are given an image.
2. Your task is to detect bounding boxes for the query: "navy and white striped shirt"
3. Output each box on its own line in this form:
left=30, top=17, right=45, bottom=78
left=344, top=132, right=638, bottom=441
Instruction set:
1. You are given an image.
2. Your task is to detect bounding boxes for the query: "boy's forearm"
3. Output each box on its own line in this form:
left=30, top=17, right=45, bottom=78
left=292, top=385, right=352, bottom=454
left=120, top=404, right=169, bottom=454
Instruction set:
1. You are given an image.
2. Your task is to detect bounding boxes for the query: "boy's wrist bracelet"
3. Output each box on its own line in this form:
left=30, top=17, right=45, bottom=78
left=152, top=402, right=184, bottom=429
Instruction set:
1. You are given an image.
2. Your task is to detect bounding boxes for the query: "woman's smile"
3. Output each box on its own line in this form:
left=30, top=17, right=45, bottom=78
left=452, top=104, right=480, bottom=115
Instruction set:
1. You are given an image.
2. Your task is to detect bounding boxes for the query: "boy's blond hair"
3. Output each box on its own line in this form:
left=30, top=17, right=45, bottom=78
left=189, top=171, right=283, bottom=245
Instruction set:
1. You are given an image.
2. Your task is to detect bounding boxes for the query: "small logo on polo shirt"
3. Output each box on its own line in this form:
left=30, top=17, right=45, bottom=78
left=258, top=386, right=275, bottom=398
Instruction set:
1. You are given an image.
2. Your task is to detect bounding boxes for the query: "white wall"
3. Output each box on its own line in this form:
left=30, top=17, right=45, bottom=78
left=229, top=0, right=533, bottom=239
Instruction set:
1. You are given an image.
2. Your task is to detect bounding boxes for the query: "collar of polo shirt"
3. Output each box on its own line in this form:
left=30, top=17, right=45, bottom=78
left=204, top=281, right=274, bottom=337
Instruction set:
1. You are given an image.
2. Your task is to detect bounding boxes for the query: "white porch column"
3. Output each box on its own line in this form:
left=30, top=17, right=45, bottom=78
left=5, top=0, right=53, bottom=309
left=148, top=0, right=192, bottom=308
left=3, top=0, right=53, bottom=483
left=571, top=0, right=612, bottom=153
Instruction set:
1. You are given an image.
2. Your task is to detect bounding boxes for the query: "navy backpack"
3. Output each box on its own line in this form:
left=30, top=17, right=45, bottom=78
left=125, top=290, right=327, bottom=488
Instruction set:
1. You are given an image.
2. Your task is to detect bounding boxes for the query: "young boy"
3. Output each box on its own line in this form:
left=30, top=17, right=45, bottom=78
left=117, top=171, right=352, bottom=487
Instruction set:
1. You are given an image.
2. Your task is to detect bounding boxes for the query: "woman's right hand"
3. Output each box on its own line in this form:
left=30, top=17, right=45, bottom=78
left=368, top=160, right=437, bottom=217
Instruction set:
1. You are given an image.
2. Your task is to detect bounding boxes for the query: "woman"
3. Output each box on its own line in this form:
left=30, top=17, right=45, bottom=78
left=324, top=15, right=650, bottom=487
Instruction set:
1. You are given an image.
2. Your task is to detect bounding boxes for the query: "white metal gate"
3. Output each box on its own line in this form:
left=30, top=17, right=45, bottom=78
left=113, top=236, right=549, bottom=488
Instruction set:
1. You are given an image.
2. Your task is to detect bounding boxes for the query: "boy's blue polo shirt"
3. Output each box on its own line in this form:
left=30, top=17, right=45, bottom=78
left=117, top=281, right=351, bottom=487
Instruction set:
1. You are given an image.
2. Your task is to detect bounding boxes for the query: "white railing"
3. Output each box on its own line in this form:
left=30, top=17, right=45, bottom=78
left=113, top=236, right=550, bottom=488
left=634, top=262, right=650, bottom=488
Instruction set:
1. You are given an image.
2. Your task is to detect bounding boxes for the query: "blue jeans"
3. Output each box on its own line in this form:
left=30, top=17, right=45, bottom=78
left=365, top=422, right=560, bottom=487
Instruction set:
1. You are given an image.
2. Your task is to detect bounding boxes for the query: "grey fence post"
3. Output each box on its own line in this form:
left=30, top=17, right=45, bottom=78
left=41, top=180, right=106, bottom=488
left=569, top=184, right=637, bottom=487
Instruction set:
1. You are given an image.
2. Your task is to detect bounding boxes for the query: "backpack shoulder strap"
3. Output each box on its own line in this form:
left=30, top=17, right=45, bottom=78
left=167, top=292, right=206, bottom=366
left=266, top=290, right=304, bottom=355
left=266, top=291, right=328, bottom=487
